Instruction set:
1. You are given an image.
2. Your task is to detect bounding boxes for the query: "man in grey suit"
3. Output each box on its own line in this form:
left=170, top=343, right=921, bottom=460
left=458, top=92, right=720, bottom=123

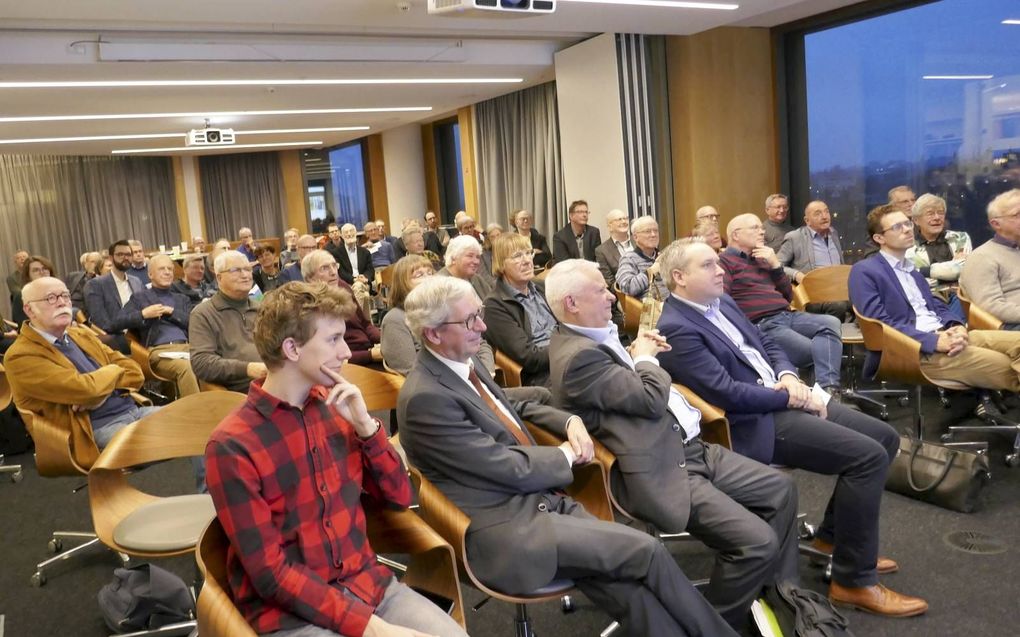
left=398, top=276, right=737, bottom=637
left=545, top=259, right=798, bottom=632
left=594, top=208, right=633, bottom=288
left=777, top=200, right=852, bottom=319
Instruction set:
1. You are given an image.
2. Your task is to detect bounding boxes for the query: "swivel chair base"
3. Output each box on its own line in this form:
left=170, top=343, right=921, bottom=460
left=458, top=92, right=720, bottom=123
left=31, top=531, right=128, bottom=587
left=943, top=399, right=1020, bottom=467
left=0, top=454, right=22, bottom=482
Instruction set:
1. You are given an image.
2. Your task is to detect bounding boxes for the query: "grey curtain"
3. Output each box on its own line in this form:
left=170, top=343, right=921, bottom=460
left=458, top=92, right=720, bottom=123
left=475, top=82, right=565, bottom=237
left=0, top=154, right=178, bottom=318
left=200, top=152, right=286, bottom=242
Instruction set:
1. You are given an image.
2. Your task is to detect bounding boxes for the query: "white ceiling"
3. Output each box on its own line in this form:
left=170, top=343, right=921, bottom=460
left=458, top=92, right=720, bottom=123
left=0, top=0, right=863, bottom=156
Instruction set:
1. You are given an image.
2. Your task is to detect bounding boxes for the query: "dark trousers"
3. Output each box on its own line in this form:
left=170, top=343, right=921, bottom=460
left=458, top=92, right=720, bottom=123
left=771, top=401, right=898, bottom=588
left=684, top=440, right=799, bottom=630
left=548, top=498, right=738, bottom=637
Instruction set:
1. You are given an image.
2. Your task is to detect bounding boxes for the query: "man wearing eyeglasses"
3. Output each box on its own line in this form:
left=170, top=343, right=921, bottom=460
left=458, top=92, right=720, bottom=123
left=850, top=205, right=1020, bottom=400
left=84, top=239, right=145, bottom=333
left=189, top=250, right=267, bottom=392
left=278, top=234, right=319, bottom=284
left=960, top=189, right=1020, bottom=330
left=6, top=277, right=157, bottom=465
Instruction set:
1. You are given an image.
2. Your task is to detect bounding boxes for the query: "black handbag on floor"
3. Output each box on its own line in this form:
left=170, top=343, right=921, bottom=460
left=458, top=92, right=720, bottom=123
left=97, top=563, right=195, bottom=633
left=885, top=433, right=990, bottom=513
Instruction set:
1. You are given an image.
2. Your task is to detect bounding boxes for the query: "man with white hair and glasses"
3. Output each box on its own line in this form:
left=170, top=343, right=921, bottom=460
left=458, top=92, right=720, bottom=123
left=960, top=188, right=1020, bottom=330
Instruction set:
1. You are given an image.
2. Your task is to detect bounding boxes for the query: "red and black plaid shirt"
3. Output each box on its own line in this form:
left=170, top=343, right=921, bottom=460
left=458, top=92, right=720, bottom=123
left=206, top=380, right=411, bottom=636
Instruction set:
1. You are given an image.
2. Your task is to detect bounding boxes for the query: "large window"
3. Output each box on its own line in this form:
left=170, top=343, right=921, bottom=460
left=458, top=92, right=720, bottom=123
left=787, top=0, right=1020, bottom=258
left=433, top=118, right=465, bottom=223
left=303, top=141, right=370, bottom=234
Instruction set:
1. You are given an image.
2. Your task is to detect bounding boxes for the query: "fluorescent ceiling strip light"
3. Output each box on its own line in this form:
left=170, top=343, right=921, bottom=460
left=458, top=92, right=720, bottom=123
left=0, top=107, right=430, bottom=124
left=113, top=141, right=323, bottom=154
left=560, top=0, right=738, bottom=8
left=923, top=75, right=994, bottom=80
left=1002, top=19, right=1020, bottom=25
left=0, top=133, right=181, bottom=145
left=0, top=126, right=370, bottom=145
left=0, top=78, right=523, bottom=89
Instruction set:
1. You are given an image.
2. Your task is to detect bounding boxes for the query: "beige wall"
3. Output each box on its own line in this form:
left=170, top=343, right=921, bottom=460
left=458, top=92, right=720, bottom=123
left=382, top=123, right=428, bottom=226
left=666, top=27, right=779, bottom=237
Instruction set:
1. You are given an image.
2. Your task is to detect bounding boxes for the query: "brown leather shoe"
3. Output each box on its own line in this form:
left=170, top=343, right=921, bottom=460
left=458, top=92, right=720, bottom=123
left=812, top=538, right=899, bottom=574
left=829, top=582, right=928, bottom=617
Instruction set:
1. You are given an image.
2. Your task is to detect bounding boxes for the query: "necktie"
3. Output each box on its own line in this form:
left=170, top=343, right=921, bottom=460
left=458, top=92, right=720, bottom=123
left=467, top=367, right=531, bottom=447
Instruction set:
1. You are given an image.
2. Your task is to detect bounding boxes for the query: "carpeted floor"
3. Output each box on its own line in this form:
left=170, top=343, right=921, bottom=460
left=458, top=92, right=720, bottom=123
left=1, top=384, right=1018, bottom=637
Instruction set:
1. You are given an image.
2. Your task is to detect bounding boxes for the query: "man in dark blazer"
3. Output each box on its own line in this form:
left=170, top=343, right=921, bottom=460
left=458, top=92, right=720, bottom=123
left=553, top=199, right=602, bottom=263
left=328, top=223, right=375, bottom=290
left=655, top=238, right=928, bottom=618
left=594, top=209, right=633, bottom=288
left=545, top=259, right=798, bottom=631
left=84, top=239, right=144, bottom=333
left=849, top=205, right=1020, bottom=393
left=398, top=275, right=737, bottom=637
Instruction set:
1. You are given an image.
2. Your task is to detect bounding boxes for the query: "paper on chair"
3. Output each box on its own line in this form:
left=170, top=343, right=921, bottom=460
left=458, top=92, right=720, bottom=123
left=158, top=351, right=191, bottom=360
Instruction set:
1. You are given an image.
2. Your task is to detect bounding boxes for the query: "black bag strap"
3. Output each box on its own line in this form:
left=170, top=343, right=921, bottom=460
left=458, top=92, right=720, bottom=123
left=905, top=439, right=957, bottom=493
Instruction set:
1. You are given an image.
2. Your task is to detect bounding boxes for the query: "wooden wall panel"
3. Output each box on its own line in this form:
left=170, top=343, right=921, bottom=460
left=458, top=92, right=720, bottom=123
left=666, top=27, right=779, bottom=237
left=457, top=106, right=478, bottom=219
left=279, top=150, right=309, bottom=234
left=365, top=134, right=391, bottom=229
left=171, top=156, right=191, bottom=241
left=420, top=122, right=441, bottom=216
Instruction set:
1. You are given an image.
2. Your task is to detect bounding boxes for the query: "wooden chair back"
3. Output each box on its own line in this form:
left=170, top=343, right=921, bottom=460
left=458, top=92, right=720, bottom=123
left=229, top=237, right=281, bottom=255
left=125, top=332, right=172, bottom=384
left=0, top=363, right=11, bottom=411
left=378, top=265, right=395, bottom=290
left=196, top=518, right=258, bottom=637
left=796, top=265, right=853, bottom=307
left=958, top=290, right=1004, bottom=331
left=16, top=407, right=90, bottom=477
left=199, top=380, right=230, bottom=392
left=523, top=422, right=614, bottom=524
left=614, top=285, right=642, bottom=338
left=493, top=349, right=523, bottom=388
left=672, top=383, right=732, bottom=450
left=89, top=392, right=247, bottom=557
left=341, top=364, right=404, bottom=411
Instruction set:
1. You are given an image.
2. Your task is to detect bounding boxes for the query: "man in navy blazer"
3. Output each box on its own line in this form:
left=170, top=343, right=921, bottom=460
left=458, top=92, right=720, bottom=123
left=849, top=205, right=1020, bottom=394
left=656, top=238, right=928, bottom=618
left=84, top=239, right=145, bottom=333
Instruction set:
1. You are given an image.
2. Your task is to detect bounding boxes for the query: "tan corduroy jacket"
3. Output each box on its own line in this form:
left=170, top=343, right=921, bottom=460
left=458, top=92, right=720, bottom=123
left=5, top=324, right=143, bottom=470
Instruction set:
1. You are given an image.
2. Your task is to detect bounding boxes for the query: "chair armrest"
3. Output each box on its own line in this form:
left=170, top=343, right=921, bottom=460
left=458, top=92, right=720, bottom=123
left=493, top=349, right=522, bottom=388
left=523, top=422, right=613, bottom=523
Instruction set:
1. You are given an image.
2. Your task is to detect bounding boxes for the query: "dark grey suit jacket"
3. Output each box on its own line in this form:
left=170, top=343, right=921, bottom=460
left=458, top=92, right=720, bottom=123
left=776, top=225, right=844, bottom=281
left=548, top=325, right=691, bottom=532
left=398, top=347, right=578, bottom=593
left=83, top=271, right=144, bottom=332
left=552, top=224, right=601, bottom=263
left=595, top=238, right=625, bottom=288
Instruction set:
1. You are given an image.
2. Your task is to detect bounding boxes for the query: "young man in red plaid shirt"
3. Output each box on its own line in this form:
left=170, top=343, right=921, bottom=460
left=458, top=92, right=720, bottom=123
left=206, top=281, right=468, bottom=637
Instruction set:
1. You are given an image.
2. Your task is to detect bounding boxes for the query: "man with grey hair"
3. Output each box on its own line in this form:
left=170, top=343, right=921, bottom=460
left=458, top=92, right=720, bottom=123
left=887, top=185, right=916, bottom=214
left=237, top=226, right=257, bottom=262
left=66, top=251, right=102, bottom=312
left=616, top=216, right=667, bottom=299
left=398, top=275, right=738, bottom=637
left=172, top=253, right=216, bottom=309
left=960, top=188, right=1020, bottom=329
left=279, top=227, right=300, bottom=266
left=657, top=239, right=927, bottom=618
left=189, top=250, right=266, bottom=392
left=595, top=209, right=633, bottom=288
left=545, top=258, right=799, bottom=632
left=191, top=235, right=207, bottom=253
left=695, top=205, right=720, bottom=227
left=278, top=233, right=318, bottom=284
left=437, top=234, right=493, bottom=300
left=763, top=194, right=793, bottom=252
left=7, top=249, right=29, bottom=300
left=114, top=254, right=199, bottom=397
left=127, top=239, right=150, bottom=285
left=361, top=221, right=396, bottom=268
left=905, top=193, right=971, bottom=284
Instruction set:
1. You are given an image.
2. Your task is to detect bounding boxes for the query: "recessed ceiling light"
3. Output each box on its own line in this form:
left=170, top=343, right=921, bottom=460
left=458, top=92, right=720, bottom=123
left=0, top=126, right=370, bottom=145
left=0, top=78, right=523, bottom=89
left=560, top=0, right=738, bottom=8
left=0, top=107, right=430, bottom=124
left=923, top=75, right=994, bottom=80
left=112, top=141, right=323, bottom=155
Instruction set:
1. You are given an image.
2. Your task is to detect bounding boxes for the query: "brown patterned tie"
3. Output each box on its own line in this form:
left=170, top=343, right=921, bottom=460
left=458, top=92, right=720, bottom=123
left=467, top=367, right=531, bottom=446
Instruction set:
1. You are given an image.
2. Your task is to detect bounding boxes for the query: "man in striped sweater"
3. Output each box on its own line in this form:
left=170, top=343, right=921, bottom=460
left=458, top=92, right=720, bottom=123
left=719, top=213, right=845, bottom=399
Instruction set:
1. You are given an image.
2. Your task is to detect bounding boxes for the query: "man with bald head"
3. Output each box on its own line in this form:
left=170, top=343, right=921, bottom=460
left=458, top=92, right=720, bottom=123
left=777, top=200, right=852, bottom=319
left=189, top=250, right=266, bottom=392
left=6, top=277, right=157, bottom=461
left=114, top=254, right=199, bottom=397
left=278, top=233, right=319, bottom=284
left=720, top=214, right=845, bottom=398
left=763, top=194, right=794, bottom=252
left=595, top=209, right=633, bottom=288
left=695, top=205, right=720, bottom=227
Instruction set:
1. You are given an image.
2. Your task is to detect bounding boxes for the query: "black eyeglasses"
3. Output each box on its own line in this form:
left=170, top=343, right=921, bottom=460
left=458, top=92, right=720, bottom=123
left=440, top=310, right=483, bottom=330
left=881, top=220, right=914, bottom=234
left=25, top=292, right=71, bottom=306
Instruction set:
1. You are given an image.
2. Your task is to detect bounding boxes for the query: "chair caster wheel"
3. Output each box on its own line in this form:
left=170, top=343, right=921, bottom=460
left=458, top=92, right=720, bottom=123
left=48, top=538, right=63, bottom=553
left=799, top=521, right=817, bottom=541
left=561, top=595, right=575, bottom=613
left=879, top=411, right=890, bottom=421
left=823, top=559, right=833, bottom=583
left=1005, top=454, right=1019, bottom=468
left=940, top=433, right=954, bottom=443
left=31, top=571, right=46, bottom=587
left=897, top=397, right=910, bottom=407
left=10, top=470, right=22, bottom=482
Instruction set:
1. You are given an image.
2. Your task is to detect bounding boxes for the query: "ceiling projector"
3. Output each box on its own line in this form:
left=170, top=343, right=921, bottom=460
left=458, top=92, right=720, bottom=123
left=186, top=128, right=236, bottom=147
left=427, top=0, right=555, bottom=17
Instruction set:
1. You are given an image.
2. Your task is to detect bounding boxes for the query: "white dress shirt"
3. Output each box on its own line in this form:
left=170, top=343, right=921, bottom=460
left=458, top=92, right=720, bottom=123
left=878, top=251, right=943, bottom=333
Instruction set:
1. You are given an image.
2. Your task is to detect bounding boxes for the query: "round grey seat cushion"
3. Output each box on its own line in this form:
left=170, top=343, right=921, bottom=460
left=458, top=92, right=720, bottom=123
left=112, top=494, right=215, bottom=552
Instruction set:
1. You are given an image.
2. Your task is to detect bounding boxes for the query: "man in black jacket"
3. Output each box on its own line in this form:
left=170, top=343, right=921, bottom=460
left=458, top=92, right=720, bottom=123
left=553, top=199, right=602, bottom=263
